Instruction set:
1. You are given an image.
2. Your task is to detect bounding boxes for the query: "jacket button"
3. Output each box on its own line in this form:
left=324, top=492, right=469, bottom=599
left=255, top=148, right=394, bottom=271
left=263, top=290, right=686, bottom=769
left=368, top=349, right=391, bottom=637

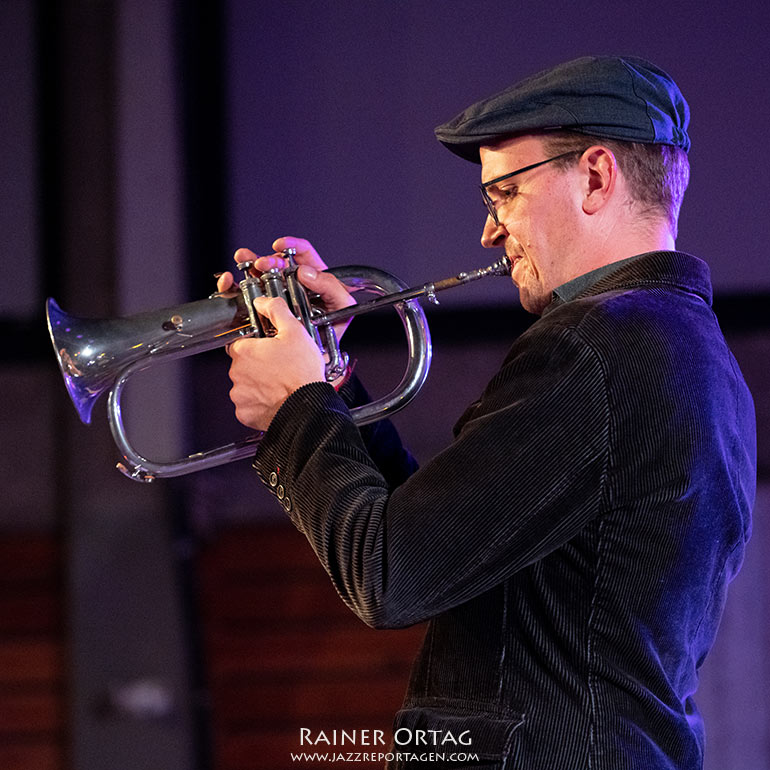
left=276, top=484, right=285, bottom=500
left=282, top=496, right=292, bottom=512
left=269, top=472, right=278, bottom=487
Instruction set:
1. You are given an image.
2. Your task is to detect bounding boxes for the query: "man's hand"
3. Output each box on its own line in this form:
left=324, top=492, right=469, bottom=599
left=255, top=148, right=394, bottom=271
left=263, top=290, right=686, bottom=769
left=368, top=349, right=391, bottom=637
left=221, top=237, right=356, bottom=431
left=217, top=236, right=356, bottom=340
left=227, top=295, right=325, bottom=431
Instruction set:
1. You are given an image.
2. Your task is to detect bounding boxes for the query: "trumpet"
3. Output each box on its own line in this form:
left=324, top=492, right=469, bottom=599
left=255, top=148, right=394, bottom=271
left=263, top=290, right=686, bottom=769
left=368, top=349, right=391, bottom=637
left=46, top=250, right=511, bottom=482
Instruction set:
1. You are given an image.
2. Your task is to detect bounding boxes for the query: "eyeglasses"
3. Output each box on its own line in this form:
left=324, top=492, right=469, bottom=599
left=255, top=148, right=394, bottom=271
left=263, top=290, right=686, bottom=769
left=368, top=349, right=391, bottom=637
left=479, top=150, right=584, bottom=225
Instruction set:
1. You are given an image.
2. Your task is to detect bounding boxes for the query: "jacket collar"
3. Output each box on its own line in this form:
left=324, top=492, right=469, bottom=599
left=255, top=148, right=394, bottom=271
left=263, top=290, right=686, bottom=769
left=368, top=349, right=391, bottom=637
left=542, top=251, right=713, bottom=316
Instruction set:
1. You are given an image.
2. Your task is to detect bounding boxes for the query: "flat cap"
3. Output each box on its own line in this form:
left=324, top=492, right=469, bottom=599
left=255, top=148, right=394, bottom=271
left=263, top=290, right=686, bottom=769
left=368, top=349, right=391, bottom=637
left=435, top=55, right=690, bottom=163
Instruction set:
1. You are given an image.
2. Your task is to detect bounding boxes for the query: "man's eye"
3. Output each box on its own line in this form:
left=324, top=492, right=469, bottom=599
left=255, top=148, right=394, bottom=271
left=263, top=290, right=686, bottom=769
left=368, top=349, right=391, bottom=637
left=500, top=186, right=518, bottom=199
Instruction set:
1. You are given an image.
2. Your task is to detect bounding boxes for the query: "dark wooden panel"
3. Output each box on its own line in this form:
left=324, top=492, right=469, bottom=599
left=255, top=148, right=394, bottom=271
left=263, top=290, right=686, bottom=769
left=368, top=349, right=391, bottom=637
left=0, top=689, right=62, bottom=733
left=0, top=594, right=61, bottom=635
left=0, top=640, right=61, bottom=685
left=0, top=534, right=65, bottom=770
left=213, top=676, right=410, bottom=727
left=206, top=624, right=423, bottom=679
left=0, top=743, right=62, bottom=770
left=198, top=525, right=327, bottom=574
left=198, top=524, right=424, bottom=770
left=0, top=538, right=60, bottom=585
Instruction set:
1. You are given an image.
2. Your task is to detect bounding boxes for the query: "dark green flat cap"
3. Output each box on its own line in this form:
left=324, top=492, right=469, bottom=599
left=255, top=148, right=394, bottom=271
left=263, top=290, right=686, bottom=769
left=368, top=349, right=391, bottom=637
left=435, top=55, right=690, bottom=163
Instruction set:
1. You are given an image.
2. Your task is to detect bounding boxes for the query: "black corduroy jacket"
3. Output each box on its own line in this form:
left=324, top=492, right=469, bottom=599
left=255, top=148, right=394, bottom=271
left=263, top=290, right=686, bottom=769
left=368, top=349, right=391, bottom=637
left=253, top=251, right=756, bottom=770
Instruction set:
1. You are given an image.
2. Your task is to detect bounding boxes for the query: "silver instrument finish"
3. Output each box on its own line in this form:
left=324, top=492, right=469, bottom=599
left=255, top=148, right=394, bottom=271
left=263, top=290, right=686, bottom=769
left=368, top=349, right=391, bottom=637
left=46, top=252, right=511, bottom=482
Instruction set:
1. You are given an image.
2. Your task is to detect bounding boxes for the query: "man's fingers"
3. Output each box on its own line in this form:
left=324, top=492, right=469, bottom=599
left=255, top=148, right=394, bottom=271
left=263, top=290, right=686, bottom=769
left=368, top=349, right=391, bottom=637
left=224, top=241, right=353, bottom=332
left=226, top=338, right=245, bottom=358
left=216, top=271, right=235, bottom=293
left=232, top=247, right=282, bottom=276
left=252, top=255, right=285, bottom=272
left=231, top=237, right=329, bottom=277
left=296, top=264, right=355, bottom=312
left=233, top=247, right=259, bottom=266
left=272, top=236, right=328, bottom=271
left=253, top=295, right=301, bottom=334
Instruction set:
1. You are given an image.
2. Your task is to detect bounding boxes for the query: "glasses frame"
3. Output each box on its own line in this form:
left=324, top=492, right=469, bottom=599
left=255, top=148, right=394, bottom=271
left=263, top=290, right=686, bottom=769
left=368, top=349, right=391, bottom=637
left=480, top=150, right=585, bottom=225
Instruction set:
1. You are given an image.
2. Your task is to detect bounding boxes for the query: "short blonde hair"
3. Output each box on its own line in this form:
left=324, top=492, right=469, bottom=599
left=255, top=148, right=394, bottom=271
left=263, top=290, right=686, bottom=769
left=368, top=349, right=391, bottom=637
left=542, top=131, right=690, bottom=236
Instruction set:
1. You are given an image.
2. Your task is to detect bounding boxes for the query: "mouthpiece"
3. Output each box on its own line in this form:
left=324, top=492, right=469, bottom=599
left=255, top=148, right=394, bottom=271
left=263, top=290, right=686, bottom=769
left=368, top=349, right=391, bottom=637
left=315, top=256, right=512, bottom=327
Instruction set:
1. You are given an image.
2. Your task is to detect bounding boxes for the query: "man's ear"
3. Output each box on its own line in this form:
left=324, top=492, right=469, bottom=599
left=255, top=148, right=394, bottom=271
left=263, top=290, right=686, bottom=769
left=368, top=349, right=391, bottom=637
left=580, top=146, right=618, bottom=215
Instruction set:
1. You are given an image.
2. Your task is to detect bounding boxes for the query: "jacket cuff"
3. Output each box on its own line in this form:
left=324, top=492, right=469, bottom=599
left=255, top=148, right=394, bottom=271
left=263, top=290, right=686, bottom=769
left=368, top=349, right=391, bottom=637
left=251, top=381, right=353, bottom=523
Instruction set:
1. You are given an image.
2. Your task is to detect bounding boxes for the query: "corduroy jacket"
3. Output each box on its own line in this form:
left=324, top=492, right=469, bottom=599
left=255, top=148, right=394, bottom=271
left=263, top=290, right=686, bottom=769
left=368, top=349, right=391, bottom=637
left=253, top=251, right=756, bottom=769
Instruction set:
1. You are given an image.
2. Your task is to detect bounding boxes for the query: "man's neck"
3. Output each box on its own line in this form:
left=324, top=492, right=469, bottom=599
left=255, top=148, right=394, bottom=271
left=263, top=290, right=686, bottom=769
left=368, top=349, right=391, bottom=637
left=577, top=221, right=675, bottom=279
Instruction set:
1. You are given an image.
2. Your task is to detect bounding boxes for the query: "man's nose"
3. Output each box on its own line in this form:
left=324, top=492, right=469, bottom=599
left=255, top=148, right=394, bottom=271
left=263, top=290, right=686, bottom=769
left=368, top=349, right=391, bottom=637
left=481, top=214, right=507, bottom=248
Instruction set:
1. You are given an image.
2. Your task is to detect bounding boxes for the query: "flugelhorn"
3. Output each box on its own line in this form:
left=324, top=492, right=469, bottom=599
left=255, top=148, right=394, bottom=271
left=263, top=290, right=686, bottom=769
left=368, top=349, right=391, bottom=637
left=46, top=250, right=511, bottom=482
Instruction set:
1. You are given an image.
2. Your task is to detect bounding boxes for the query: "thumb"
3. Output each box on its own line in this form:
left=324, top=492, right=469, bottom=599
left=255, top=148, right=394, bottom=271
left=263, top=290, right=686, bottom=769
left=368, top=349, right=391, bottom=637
left=253, top=296, right=299, bottom=335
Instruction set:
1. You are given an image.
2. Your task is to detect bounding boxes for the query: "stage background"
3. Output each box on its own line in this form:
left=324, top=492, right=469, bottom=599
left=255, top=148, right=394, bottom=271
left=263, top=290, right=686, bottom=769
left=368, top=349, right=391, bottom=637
left=1, top=1, right=768, bottom=768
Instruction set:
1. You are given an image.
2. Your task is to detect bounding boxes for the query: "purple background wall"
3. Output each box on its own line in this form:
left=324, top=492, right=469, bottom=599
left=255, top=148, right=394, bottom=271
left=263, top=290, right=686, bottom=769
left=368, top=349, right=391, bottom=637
left=225, top=0, right=770, bottom=306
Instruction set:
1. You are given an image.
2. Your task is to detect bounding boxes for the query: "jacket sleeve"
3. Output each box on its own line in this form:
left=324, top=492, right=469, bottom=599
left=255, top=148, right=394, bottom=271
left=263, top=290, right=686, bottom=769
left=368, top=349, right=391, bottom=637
left=253, top=322, right=610, bottom=629
left=334, top=373, right=419, bottom=487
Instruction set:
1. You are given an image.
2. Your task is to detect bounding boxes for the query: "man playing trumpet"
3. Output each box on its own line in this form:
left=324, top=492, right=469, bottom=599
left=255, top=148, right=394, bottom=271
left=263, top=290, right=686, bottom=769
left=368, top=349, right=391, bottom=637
left=220, top=56, right=756, bottom=770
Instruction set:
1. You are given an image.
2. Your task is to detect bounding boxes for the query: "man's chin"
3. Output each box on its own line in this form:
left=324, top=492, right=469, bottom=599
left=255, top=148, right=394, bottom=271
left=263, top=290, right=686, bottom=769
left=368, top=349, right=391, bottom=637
left=517, top=286, right=549, bottom=316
